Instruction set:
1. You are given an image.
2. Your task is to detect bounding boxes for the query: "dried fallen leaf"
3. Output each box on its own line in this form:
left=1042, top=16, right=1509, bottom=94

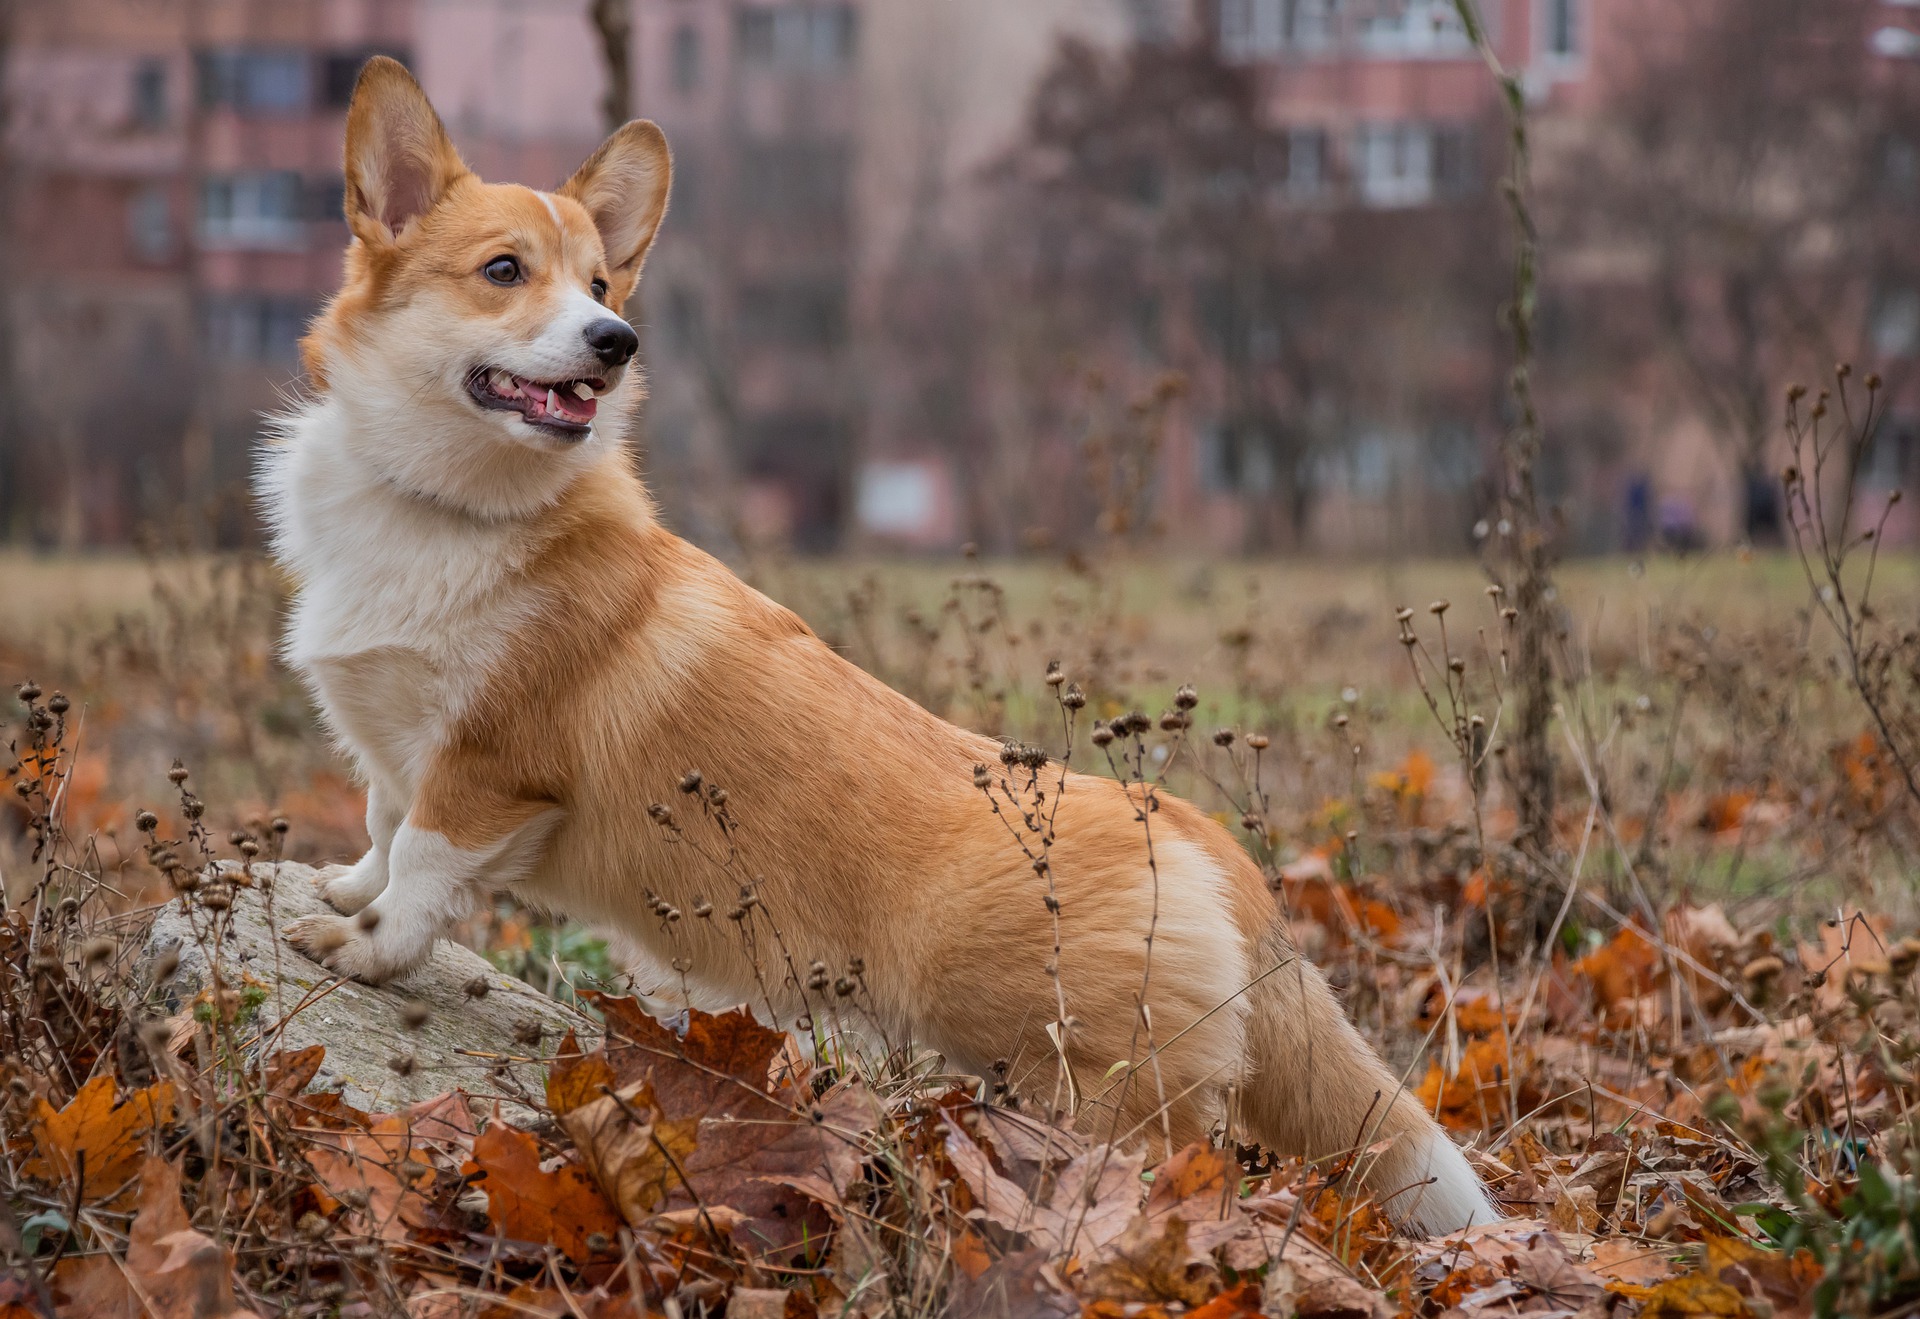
left=728, top=1287, right=820, bottom=1319
left=52, top=1156, right=260, bottom=1318
left=556, top=1077, right=700, bottom=1227
left=463, top=1123, right=622, bottom=1265
left=304, top=1094, right=474, bottom=1244
left=583, top=996, right=875, bottom=1257
left=24, top=1074, right=176, bottom=1205
left=1631, top=1272, right=1756, bottom=1318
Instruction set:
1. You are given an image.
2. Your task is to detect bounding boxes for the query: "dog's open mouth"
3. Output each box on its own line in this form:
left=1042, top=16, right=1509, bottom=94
left=466, top=367, right=607, bottom=436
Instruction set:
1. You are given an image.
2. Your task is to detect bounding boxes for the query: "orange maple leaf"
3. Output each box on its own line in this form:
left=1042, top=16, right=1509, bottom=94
left=23, top=1074, right=176, bottom=1204
left=463, top=1124, right=623, bottom=1266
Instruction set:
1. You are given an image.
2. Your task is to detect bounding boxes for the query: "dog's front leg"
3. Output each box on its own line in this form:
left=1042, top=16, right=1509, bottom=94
left=286, top=790, right=561, bottom=986
left=313, top=779, right=406, bottom=915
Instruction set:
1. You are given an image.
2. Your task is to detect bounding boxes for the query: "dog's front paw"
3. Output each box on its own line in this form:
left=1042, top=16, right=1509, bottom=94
left=283, top=912, right=418, bottom=985
left=315, top=857, right=387, bottom=915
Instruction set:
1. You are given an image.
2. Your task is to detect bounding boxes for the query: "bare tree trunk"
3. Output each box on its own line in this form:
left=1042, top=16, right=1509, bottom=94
left=590, top=0, right=634, bottom=132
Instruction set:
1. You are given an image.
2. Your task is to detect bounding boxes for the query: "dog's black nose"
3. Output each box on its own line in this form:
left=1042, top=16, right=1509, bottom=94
left=585, top=318, right=639, bottom=367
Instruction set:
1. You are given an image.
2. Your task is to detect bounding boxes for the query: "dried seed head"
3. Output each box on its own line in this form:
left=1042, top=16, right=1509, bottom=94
left=973, top=764, right=992, bottom=789
left=167, top=760, right=189, bottom=785
left=47, top=693, right=69, bottom=716
left=464, top=974, right=491, bottom=999
left=693, top=899, right=713, bottom=918
left=1090, top=723, right=1115, bottom=747
left=1428, top=600, right=1449, bottom=616
left=512, top=1019, right=545, bottom=1048
left=152, top=948, right=181, bottom=983
left=678, top=770, right=704, bottom=795
left=16, top=681, right=41, bottom=703
left=1867, top=372, right=1883, bottom=390
left=1394, top=607, right=1413, bottom=623
left=400, top=1000, right=431, bottom=1030
left=1241, top=812, right=1263, bottom=832
left=386, top=1053, right=416, bottom=1077
left=834, top=976, right=854, bottom=997
left=272, top=817, right=290, bottom=836
left=1174, top=683, right=1198, bottom=710
left=1061, top=683, right=1087, bottom=710
left=1212, top=728, right=1235, bottom=747
left=586, top=1231, right=612, bottom=1256
left=1741, top=955, right=1785, bottom=986
left=1891, top=938, right=1920, bottom=979
left=847, top=956, right=864, bottom=976
left=1044, top=660, right=1065, bottom=687
left=80, top=936, right=116, bottom=967
left=1246, top=734, right=1269, bottom=751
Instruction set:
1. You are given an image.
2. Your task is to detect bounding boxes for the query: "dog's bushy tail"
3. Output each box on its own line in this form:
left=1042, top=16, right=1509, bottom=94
left=1238, top=929, right=1497, bottom=1235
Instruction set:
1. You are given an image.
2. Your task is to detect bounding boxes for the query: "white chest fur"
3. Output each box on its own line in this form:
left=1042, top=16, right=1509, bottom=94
left=259, top=399, right=540, bottom=797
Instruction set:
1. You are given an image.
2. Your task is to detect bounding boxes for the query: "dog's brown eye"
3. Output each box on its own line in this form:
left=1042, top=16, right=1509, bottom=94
left=483, top=256, right=522, bottom=286
left=590, top=277, right=609, bottom=302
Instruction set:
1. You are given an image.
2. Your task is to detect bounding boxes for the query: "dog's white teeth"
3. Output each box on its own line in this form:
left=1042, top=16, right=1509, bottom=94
left=546, top=388, right=559, bottom=413
left=572, top=381, right=595, bottom=400
left=491, top=369, right=514, bottom=394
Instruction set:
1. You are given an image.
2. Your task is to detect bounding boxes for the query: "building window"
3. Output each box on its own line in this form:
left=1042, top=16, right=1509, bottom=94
left=1286, top=126, right=1328, bottom=197
left=1541, top=0, right=1580, bottom=59
left=1885, top=135, right=1919, bottom=199
left=127, top=186, right=173, bottom=262
left=736, top=140, right=851, bottom=220
left=737, top=5, right=858, bottom=71
left=1352, top=121, right=1473, bottom=206
left=131, top=58, right=169, bottom=128
left=197, top=48, right=312, bottom=115
left=203, top=294, right=311, bottom=364
left=1872, top=286, right=1920, bottom=359
left=1354, top=122, right=1432, bottom=207
left=672, top=25, right=702, bottom=93
left=1360, top=0, right=1471, bottom=57
left=322, top=49, right=411, bottom=109
left=1432, top=124, right=1477, bottom=197
left=1219, top=0, right=1339, bottom=59
left=199, top=171, right=307, bottom=249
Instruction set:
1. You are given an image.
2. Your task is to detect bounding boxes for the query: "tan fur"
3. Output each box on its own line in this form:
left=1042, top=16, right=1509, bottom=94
left=270, top=60, right=1493, bottom=1233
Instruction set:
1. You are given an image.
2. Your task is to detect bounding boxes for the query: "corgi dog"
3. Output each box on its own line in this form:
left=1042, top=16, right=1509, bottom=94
left=261, top=58, right=1496, bottom=1236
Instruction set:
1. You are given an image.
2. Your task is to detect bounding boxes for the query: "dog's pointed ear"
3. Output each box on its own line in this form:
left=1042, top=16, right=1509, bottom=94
left=559, top=121, right=672, bottom=300
left=342, top=56, right=469, bottom=246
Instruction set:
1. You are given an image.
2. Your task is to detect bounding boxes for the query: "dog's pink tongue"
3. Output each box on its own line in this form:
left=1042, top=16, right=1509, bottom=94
left=551, top=389, right=598, bottom=423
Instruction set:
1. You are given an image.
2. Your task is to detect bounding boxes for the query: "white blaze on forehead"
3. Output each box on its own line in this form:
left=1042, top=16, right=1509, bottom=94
left=538, top=192, right=564, bottom=230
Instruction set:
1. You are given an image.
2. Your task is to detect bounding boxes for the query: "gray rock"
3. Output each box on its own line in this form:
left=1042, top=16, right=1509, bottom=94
left=139, top=861, right=596, bottom=1115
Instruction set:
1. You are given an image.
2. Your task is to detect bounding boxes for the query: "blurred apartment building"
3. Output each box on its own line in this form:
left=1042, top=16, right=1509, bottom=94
left=6, top=0, right=1914, bottom=551
left=1, top=0, right=1126, bottom=550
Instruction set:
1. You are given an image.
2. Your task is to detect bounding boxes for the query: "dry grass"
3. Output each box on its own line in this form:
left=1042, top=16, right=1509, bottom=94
left=4, top=539, right=1920, bottom=1316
